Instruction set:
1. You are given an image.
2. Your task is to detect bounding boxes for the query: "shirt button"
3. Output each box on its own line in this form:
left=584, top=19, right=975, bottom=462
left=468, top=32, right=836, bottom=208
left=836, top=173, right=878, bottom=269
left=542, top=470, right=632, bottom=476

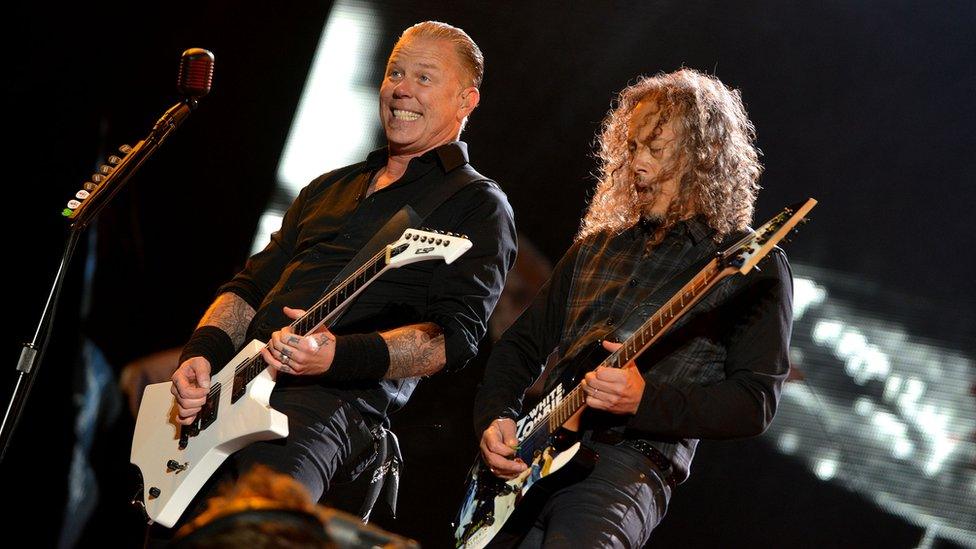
left=629, top=278, right=639, bottom=287
left=606, top=317, right=615, bottom=326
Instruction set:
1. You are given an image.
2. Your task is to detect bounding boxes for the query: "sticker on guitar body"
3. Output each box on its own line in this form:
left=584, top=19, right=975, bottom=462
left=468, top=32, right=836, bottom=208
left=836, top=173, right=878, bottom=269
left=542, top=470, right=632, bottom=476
left=515, top=383, right=565, bottom=440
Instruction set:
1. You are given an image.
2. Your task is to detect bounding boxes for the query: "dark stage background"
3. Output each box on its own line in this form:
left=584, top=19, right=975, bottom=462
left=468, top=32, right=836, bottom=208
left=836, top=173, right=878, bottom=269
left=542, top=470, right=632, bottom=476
left=3, top=1, right=973, bottom=547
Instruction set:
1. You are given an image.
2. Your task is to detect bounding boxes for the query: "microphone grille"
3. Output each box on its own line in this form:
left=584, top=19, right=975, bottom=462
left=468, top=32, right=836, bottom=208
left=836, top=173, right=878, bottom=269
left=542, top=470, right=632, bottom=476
left=177, top=48, right=214, bottom=99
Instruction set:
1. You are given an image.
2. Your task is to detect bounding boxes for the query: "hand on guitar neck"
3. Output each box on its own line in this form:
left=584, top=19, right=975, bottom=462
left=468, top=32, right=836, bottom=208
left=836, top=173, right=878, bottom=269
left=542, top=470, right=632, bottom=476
left=259, top=306, right=337, bottom=377
left=579, top=340, right=645, bottom=417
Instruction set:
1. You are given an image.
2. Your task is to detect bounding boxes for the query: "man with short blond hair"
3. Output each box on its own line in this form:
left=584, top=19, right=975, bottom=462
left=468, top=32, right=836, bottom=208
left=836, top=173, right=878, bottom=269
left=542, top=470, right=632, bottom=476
left=170, top=20, right=515, bottom=524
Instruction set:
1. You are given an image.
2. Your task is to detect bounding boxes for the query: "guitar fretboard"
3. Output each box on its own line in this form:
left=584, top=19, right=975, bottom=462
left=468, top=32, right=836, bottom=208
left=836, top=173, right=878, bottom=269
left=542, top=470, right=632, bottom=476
left=544, top=258, right=726, bottom=433
left=233, top=248, right=389, bottom=388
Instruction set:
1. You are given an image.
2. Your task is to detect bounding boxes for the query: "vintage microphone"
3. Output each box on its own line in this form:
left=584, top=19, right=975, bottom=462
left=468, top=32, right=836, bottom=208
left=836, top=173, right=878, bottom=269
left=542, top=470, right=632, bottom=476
left=67, top=48, right=215, bottom=226
left=0, top=48, right=215, bottom=462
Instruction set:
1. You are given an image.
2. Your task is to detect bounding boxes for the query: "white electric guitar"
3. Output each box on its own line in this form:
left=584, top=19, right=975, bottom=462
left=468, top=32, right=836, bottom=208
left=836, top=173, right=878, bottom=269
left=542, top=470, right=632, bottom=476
left=131, top=228, right=472, bottom=528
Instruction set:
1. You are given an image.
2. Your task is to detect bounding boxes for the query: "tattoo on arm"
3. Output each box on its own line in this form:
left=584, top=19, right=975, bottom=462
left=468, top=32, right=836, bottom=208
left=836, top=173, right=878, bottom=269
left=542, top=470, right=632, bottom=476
left=198, top=293, right=256, bottom=349
left=382, top=323, right=446, bottom=379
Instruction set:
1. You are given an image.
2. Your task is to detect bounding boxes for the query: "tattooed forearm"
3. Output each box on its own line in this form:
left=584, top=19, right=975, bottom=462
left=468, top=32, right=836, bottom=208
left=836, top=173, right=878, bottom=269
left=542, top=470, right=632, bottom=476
left=198, top=293, right=256, bottom=349
left=381, top=322, right=446, bottom=379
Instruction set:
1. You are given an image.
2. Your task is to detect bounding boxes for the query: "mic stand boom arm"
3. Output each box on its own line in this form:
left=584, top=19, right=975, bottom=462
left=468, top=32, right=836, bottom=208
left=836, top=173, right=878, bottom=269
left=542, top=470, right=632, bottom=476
left=0, top=96, right=199, bottom=462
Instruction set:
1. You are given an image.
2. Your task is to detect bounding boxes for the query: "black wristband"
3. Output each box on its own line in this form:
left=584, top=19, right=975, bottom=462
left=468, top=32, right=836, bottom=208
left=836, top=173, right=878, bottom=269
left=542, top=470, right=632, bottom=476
left=324, top=332, right=390, bottom=382
left=179, top=326, right=236, bottom=370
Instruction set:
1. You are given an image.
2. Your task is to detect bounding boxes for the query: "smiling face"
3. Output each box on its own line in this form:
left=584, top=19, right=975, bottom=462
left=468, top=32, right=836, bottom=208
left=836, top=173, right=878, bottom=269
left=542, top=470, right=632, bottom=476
left=379, top=36, right=479, bottom=157
left=626, top=99, right=686, bottom=220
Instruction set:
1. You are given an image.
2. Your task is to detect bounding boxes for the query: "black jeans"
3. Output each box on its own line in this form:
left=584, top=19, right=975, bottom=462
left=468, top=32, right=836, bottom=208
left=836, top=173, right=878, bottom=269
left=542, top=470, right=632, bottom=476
left=229, top=383, right=378, bottom=499
left=515, top=441, right=671, bottom=548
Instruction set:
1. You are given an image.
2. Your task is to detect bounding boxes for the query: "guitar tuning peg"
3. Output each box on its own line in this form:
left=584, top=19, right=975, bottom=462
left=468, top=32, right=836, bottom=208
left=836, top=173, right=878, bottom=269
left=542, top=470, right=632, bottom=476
left=119, top=144, right=133, bottom=153
left=99, top=164, right=114, bottom=175
left=108, top=155, right=122, bottom=165
left=83, top=182, right=98, bottom=192
left=92, top=174, right=105, bottom=183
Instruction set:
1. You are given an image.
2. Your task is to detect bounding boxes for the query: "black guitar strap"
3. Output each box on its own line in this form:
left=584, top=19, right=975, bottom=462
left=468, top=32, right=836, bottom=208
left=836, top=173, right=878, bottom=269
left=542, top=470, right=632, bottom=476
left=319, top=163, right=494, bottom=303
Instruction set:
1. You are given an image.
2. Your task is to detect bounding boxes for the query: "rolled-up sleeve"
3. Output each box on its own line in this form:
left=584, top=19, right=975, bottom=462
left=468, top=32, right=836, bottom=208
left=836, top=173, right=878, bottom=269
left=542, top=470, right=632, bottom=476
left=425, top=183, right=517, bottom=372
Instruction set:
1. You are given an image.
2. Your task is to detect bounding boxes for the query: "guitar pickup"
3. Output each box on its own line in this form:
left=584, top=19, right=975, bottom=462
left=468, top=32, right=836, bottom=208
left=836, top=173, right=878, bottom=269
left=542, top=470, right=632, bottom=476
left=198, top=383, right=221, bottom=430
left=232, top=370, right=247, bottom=403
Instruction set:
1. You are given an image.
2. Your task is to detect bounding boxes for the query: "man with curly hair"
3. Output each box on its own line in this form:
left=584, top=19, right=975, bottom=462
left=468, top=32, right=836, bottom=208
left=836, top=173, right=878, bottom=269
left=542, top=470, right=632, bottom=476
left=473, top=68, right=793, bottom=547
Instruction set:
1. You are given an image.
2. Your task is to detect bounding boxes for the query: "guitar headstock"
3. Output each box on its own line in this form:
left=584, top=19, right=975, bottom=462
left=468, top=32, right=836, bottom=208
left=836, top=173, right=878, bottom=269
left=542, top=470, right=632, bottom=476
left=386, top=227, right=473, bottom=268
left=724, top=198, right=817, bottom=274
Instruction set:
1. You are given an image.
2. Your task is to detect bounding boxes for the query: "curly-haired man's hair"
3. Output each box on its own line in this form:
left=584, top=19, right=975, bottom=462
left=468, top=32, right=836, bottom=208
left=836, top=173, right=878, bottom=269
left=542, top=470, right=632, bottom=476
left=579, top=68, right=762, bottom=247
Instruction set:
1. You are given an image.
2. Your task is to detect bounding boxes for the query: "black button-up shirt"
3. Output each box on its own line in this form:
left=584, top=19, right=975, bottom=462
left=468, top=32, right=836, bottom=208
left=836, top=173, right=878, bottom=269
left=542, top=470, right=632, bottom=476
left=474, top=217, right=793, bottom=483
left=220, top=142, right=517, bottom=421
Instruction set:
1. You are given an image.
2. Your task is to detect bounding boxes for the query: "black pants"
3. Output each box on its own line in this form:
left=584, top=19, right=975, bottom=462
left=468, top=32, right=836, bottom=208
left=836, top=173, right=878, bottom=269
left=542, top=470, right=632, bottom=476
left=514, top=441, right=671, bottom=548
left=229, top=384, right=378, bottom=500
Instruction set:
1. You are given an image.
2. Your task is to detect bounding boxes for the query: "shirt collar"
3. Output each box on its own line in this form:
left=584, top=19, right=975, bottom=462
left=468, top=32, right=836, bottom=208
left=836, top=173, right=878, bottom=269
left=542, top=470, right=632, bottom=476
left=633, top=215, right=713, bottom=245
left=364, top=141, right=470, bottom=173
left=682, top=216, right=713, bottom=245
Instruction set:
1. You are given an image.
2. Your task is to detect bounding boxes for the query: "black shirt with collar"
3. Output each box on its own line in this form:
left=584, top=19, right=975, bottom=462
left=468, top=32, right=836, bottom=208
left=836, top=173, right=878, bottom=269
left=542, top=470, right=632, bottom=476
left=473, top=216, right=792, bottom=484
left=219, top=141, right=517, bottom=422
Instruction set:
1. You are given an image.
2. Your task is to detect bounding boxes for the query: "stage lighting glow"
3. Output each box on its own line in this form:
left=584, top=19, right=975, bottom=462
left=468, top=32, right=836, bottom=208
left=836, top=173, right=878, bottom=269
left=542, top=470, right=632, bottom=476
left=767, top=267, right=975, bottom=547
left=276, top=0, right=383, bottom=193
left=793, top=277, right=827, bottom=320
left=815, top=456, right=838, bottom=480
left=252, top=0, right=383, bottom=254
left=777, top=430, right=800, bottom=454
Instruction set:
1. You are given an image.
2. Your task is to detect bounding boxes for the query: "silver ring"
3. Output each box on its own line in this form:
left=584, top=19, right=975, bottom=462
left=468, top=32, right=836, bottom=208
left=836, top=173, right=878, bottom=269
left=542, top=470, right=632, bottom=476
left=282, top=354, right=290, bottom=364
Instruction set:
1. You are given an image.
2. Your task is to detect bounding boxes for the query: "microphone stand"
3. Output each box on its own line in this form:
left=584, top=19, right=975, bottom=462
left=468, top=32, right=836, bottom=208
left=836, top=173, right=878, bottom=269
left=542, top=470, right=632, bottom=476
left=0, top=96, right=200, bottom=463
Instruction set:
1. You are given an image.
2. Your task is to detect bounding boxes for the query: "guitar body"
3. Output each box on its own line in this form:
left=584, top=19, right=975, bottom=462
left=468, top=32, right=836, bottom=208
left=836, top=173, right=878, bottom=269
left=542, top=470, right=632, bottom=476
left=455, top=345, right=607, bottom=548
left=130, top=339, right=288, bottom=528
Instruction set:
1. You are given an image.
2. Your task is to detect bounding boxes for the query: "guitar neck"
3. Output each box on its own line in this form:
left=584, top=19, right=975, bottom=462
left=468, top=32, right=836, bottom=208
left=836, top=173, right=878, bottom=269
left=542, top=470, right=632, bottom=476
left=535, top=198, right=817, bottom=441
left=234, top=248, right=391, bottom=386
left=292, top=249, right=390, bottom=336
left=544, top=256, right=735, bottom=434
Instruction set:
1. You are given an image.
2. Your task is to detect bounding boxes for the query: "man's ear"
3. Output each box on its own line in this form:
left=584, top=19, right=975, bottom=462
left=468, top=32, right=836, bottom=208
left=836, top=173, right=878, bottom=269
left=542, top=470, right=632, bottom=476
left=458, top=87, right=481, bottom=119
